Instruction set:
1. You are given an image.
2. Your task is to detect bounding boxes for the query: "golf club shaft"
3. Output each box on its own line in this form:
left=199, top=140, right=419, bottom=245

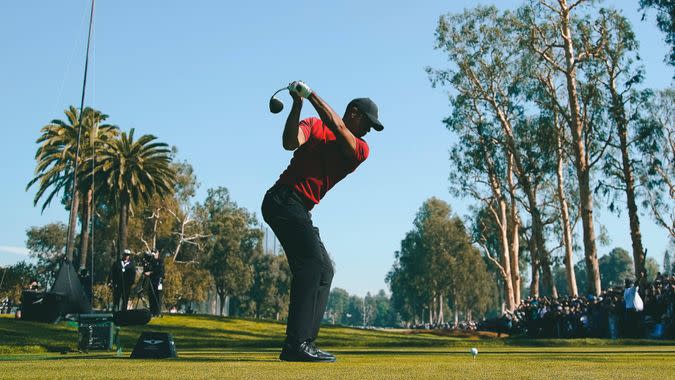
left=271, top=87, right=287, bottom=98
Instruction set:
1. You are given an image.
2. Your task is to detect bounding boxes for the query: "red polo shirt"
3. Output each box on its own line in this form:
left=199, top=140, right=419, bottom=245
left=276, top=117, right=369, bottom=210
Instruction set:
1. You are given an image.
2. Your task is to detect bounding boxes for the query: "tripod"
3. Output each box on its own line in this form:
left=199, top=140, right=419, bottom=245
left=133, top=273, right=161, bottom=315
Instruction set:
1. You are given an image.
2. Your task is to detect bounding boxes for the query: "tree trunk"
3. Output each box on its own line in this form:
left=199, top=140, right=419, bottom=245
left=560, top=3, right=601, bottom=295
left=507, top=154, right=521, bottom=304
left=528, top=188, right=557, bottom=298
left=218, top=292, right=225, bottom=316
left=555, top=113, right=578, bottom=297
left=65, top=189, right=80, bottom=262
left=608, top=77, right=646, bottom=283
left=429, top=301, right=434, bottom=325
left=476, top=124, right=515, bottom=311
left=438, top=292, right=444, bottom=324
left=78, top=189, right=93, bottom=271
left=528, top=234, right=540, bottom=298
left=498, top=197, right=516, bottom=311
left=493, top=109, right=556, bottom=298
left=118, top=201, right=129, bottom=261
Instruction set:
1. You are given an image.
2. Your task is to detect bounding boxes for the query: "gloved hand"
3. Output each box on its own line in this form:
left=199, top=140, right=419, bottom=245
left=288, top=80, right=312, bottom=98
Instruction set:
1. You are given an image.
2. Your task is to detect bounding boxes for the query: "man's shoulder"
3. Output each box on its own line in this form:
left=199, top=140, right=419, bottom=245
left=301, top=117, right=323, bottom=128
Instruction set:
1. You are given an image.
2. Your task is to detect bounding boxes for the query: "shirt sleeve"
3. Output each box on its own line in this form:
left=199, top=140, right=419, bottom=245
left=298, top=118, right=315, bottom=142
left=354, top=138, right=369, bottom=163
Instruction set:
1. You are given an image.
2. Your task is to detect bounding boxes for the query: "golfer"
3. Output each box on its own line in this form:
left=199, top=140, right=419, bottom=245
left=262, top=81, right=383, bottom=362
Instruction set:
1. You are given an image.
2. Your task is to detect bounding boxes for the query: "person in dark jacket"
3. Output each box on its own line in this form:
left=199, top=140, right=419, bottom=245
left=143, top=249, right=164, bottom=316
left=110, top=250, right=136, bottom=311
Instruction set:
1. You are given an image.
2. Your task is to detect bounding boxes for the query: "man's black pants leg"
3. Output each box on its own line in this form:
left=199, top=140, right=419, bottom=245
left=262, top=185, right=334, bottom=343
left=112, top=287, right=122, bottom=311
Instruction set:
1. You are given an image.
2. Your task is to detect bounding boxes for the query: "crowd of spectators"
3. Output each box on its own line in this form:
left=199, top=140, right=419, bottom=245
left=405, top=321, right=477, bottom=331
left=483, top=274, right=675, bottom=339
left=0, top=297, right=16, bottom=314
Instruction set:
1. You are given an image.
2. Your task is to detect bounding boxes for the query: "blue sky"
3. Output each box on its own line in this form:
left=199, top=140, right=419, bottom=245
left=0, top=1, right=672, bottom=296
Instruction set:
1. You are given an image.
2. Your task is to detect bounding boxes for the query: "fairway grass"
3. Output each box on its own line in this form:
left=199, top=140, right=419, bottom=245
left=1, top=348, right=674, bottom=380
left=1, top=315, right=673, bottom=379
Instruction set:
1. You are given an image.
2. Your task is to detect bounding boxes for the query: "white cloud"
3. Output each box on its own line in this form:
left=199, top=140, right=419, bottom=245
left=0, top=246, right=30, bottom=256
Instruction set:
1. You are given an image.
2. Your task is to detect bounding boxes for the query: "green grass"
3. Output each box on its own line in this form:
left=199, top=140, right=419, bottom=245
left=0, top=314, right=674, bottom=379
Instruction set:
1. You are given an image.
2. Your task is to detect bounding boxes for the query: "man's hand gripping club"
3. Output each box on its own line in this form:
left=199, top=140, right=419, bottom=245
left=283, top=81, right=358, bottom=158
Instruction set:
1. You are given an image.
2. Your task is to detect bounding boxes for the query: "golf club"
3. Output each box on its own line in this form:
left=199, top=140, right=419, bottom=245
left=269, top=86, right=288, bottom=114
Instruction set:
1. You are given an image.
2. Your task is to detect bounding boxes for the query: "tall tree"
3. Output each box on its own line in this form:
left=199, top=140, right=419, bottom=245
left=388, top=198, right=499, bottom=320
left=523, top=0, right=609, bottom=295
left=94, top=129, right=177, bottom=260
left=637, top=88, right=674, bottom=239
left=599, top=247, right=635, bottom=288
left=0, top=262, right=39, bottom=304
left=200, top=187, right=261, bottom=316
left=27, top=106, right=117, bottom=265
left=429, top=6, right=557, bottom=298
left=645, top=257, right=661, bottom=281
left=664, top=250, right=672, bottom=275
left=75, top=109, right=118, bottom=271
left=553, top=109, right=580, bottom=296
left=326, top=288, right=350, bottom=324
left=25, top=222, right=67, bottom=280
left=595, top=9, right=650, bottom=282
left=639, top=0, right=675, bottom=66
left=244, top=248, right=290, bottom=319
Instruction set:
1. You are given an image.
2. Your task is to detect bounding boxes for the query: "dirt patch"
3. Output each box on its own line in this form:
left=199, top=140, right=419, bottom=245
left=401, top=329, right=508, bottom=339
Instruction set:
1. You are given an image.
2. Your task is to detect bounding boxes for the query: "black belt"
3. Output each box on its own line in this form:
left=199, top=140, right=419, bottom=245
left=268, top=183, right=310, bottom=210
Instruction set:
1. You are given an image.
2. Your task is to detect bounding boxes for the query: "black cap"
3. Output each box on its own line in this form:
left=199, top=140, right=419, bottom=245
left=349, top=98, right=383, bottom=131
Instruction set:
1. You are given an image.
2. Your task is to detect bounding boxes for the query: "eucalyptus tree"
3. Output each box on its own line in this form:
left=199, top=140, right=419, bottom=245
left=199, top=187, right=261, bottom=316
left=637, top=88, right=674, bottom=239
left=27, top=106, right=118, bottom=267
left=386, top=240, right=424, bottom=322
left=387, top=198, right=494, bottom=320
left=639, top=0, right=675, bottom=66
left=428, top=6, right=559, bottom=298
left=414, top=198, right=461, bottom=323
left=25, top=222, right=68, bottom=279
left=521, top=0, right=612, bottom=295
left=444, top=96, right=516, bottom=308
left=594, top=9, right=652, bottom=280
left=244, top=245, right=290, bottom=319
left=387, top=223, right=433, bottom=322
left=552, top=110, right=581, bottom=296
left=94, top=129, right=177, bottom=260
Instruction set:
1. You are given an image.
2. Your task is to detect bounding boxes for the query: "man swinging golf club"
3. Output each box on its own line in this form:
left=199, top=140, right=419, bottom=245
left=262, top=80, right=383, bottom=362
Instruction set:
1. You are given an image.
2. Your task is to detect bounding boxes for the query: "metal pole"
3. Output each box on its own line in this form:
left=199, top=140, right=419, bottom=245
left=89, top=120, right=97, bottom=307
left=64, top=0, right=95, bottom=262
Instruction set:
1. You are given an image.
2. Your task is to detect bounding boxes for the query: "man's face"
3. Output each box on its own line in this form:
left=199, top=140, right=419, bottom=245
left=344, top=107, right=372, bottom=138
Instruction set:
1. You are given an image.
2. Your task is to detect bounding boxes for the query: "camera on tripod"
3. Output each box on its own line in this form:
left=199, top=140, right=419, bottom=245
left=140, top=251, right=155, bottom=267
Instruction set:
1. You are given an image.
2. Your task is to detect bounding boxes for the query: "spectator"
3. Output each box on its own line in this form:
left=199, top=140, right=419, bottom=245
left=624, top=278, right=643, bottom=338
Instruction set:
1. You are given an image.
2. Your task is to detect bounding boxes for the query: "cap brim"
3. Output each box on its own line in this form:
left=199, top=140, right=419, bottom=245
left=365, top=113, right=384, bottom=131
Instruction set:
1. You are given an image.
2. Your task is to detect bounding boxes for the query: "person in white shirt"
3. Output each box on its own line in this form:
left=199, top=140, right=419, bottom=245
left=623, top=278, right=643, bottom=337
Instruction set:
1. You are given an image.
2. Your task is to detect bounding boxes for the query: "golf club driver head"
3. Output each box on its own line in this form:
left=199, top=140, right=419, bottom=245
left=269, top=96, right=284, bottom=114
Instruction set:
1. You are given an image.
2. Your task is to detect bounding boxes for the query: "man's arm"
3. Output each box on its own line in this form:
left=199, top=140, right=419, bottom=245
left=290, top=81, right=358, bottom=158
left=282, top=92, right=307, bottom=151
left=307, top=91, right=358, bottom=158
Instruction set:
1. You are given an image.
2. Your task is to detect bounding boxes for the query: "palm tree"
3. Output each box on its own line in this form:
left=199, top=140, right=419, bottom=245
left=94, top=129, right=176, bottom=259
left=27, top=106, right=117, bottom=265
left=75, top=109, right=118, bottom=271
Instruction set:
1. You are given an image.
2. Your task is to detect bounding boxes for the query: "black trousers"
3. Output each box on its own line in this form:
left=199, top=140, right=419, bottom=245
left=262, top=184, right=334, bottom=343
left=149, top=277, right=163, bottom=316
left=112, top=283, right=132, bottom=311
